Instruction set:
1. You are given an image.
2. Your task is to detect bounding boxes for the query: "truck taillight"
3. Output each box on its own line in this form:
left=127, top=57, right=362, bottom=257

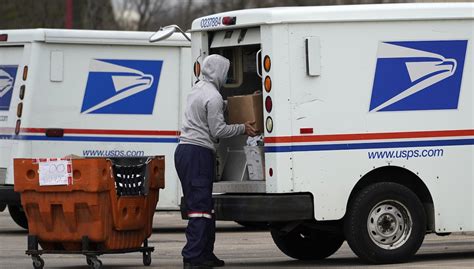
left=19, top=85, right=25, bottom=99
left=264, top=76, right=272, bottom=92
left=15, top=120, right=21, bottom=135
left=17, top=102, right=23, bottom=117
left=0, top=34, right=7, bottom=42
left=264, top=55, right=271, bottom=72
left=194, top=61, right=201, bottom=77
left=222, top=16, right=236, bottom=26
left=266, top=116, right=273, bottom=133
left=22, top=66, right=28, bottom=81
left=265, top=96, right=272, bottom=113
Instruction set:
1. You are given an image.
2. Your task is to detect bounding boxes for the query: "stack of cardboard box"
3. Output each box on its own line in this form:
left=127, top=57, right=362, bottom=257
left=227, top=93, right=263, bottom=133
left=227, top=93, right=265, bottom=180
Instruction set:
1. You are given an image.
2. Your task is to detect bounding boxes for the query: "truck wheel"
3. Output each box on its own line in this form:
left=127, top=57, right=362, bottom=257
left=344, top=182, right=426, bottom=264
left=8, top=205, right=28, bottom=230
left=270, top=225, right=344, bottom=260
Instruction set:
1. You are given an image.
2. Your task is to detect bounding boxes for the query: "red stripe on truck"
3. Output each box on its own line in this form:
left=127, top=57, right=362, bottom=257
left=265, top=129, right=474, bottom=144
left=20, top=128, right=180, bottom=136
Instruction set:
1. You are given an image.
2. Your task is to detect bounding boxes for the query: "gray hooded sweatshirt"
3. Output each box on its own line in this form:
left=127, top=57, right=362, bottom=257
left=179, top=54, right=245, bottom=151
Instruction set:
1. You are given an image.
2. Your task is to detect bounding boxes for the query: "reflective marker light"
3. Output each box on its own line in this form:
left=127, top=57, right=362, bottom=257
left=17, top=102, right=23, bottom=117
left=266, top=116, right=273, bottom=133
left=22, top=66, right=28, bottom=81
left=15, top=120, right=21, bottom=135
left=269, top=168, right=273, bottom=177
left=222, top=16, right=237, bottom=26
left=300, top=128, right=314, bottom=134
left=0, top=34, right=8, bottom=42
left=194, top=61, right=201, bottom=77
left=264, top=55, right=271, bottom=72
left=264, top=76, right=272, bottom=92
left=265, top=96, right=272, bottom=113
left=45, top=128, right=64, bottom=138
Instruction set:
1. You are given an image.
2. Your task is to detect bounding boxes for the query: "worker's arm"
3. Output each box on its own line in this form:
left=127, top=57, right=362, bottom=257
left=207, top=95, right=245, bottom=139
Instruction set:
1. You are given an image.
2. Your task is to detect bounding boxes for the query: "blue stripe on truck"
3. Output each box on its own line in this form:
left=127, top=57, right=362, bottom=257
left=265, top=138, right=474, bottom=153
left=0, top=135, right=179, bottom=143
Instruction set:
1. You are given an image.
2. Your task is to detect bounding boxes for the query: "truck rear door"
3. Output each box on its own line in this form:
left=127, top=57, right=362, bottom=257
left=0, top=45, right=24, bottom=185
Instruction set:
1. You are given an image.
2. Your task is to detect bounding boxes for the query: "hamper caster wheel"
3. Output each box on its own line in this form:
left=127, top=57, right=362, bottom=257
left=32, top=256, right=44, bottom=269
left=143, top=251, right=152, bottom=266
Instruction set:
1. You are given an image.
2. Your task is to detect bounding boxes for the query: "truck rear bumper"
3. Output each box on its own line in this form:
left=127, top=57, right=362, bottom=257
left=0, top=185, right=20, bottom=205
left=181, top=193, right=314, bottom=222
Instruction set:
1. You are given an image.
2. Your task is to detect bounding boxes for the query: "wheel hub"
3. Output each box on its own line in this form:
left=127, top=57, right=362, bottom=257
left=367, top=200, right=413, bottom=250
left=377, top=213, right=397, bottom=236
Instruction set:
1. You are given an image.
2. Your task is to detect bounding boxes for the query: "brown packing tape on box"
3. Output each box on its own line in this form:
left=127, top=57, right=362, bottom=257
left=227, top=93, right=263, bottom=134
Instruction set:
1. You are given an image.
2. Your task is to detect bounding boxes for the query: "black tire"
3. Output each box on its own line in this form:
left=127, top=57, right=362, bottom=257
left=8, top=205, right=28, bottom=230
left=344, top=182, right=426, bottom=264
left=236, top=221, right=269, bottom=229
left=271, top=225, right=344, bottom=260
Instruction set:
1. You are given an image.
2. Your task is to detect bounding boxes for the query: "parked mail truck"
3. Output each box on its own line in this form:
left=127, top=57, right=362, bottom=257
left=184, top=3, right=473, bottom=263
left=0, top=29, right=190, bottom=229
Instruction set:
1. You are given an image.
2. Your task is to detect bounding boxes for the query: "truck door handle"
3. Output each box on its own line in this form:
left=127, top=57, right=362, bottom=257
left=256, top=49, right=262, bottom=78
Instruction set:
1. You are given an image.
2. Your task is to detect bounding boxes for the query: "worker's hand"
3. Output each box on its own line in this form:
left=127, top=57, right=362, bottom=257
left=244, top=121, right=258, bottom=137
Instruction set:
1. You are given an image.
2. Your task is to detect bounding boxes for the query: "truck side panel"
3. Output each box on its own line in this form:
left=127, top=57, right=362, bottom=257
left=285, top=20, right=473, bottom=232
left=17, top=42, right=184, bottom=209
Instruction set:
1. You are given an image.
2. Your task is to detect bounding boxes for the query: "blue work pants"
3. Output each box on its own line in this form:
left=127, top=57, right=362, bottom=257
left=174, top=144, right=216, bottom=263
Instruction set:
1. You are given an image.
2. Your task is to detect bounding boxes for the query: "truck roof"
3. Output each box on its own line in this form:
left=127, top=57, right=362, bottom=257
left=191, top=3, right=474, bottom=31
left=0, top=28, right=190, bottom=47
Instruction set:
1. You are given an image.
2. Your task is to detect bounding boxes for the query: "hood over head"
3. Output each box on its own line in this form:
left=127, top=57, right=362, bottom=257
left=201, top=54, right=230, bottom=90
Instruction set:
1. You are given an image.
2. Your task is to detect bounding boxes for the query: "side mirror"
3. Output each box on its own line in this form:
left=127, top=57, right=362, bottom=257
left=149, top=25, right=191, bottom=42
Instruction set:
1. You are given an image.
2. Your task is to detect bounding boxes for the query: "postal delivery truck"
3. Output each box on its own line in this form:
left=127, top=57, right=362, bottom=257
left=182, top=3, right=473, bottom=264
left=0, top=29, right=191, bottom=229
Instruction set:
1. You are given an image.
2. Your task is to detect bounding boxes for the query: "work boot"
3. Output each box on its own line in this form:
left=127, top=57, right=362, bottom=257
left=183, top=256, right=225, bottom=268
left=183, top=263, right=211, bottom=269
left=210, top=254, right=225, bottom=267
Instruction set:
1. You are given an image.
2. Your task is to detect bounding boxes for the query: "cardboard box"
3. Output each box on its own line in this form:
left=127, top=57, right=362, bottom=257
left=227, top=94, right=263, bottom=133
left=244, top=146, right=265, bottom=180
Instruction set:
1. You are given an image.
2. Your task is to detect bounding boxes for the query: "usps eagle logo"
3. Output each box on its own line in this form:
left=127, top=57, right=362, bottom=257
left=0, top=66, right=18, bottom=111
left=370, top=40, right=468, bottom=112
left=81, top=59, right=163, bottom=114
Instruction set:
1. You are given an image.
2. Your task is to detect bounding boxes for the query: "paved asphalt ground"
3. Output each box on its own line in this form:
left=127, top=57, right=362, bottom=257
left=1, top=211, right=474, bottom=269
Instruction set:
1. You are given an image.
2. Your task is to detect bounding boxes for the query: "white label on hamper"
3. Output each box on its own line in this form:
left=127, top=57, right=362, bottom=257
left=39, top=160, right=72, bottom=186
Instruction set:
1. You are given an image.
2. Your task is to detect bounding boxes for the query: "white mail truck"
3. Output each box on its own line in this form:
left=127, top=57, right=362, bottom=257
left=181, top=3, right=473, bottom=264
left=0, top=29, right=191, bottom=228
